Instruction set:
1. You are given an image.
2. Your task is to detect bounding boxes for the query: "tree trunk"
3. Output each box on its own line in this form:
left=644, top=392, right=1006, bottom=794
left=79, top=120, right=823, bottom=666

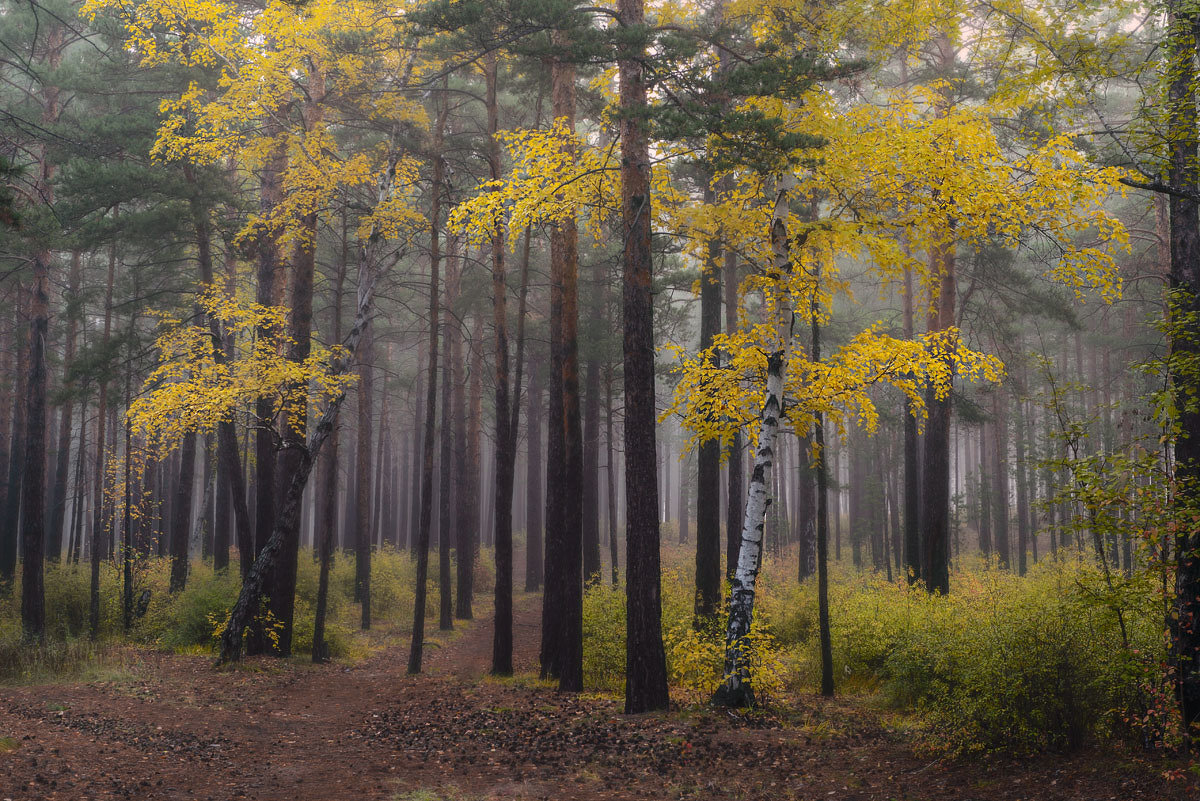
left=617, top=0, right=669, bottom=712
left=407, top=360, right=424, bottom=551
left=605, top=366, right=619, bottom=586
left=696, top=195, right=722, bottom=616
left=540, top=38, right=584, bottom=691
left=812, top=293, right=834, bottom=697
left=356, top=328, right=375, bottom=631
left=169, top=432, right=196, bottom=592
left=797, top=434, right=816, bottom=582
left=438, top=249, right=456, bottom=633
left=271, top=192, right=320, bottom=653
left=312, top=218, right=345, bottom=661
left=525, top=359, right=544, bottom=594
left=0, top=302, right=19, bottom=585
left=457, top=316, right=481, bottom=620
left=991, top=390, right=1010, bottom=569
left=917, top=34, right=957, bottom=595
left=1165, top=0, right=1200, bottom=741
left=583, top=347, right=602, bottom=584
left=979, top=421, right=992, bottom=558
left=724, top=248, right=743, bottom=580
left=219, top=156, right=394, bottom=665
left=21, top=253, right=50, bottom=639
left=409, top=94, right=448, bottom=675
left=714, top=350, right=786, bottom=708
left=1014, top=388, right=1031, bottom=576
left=67, top=400, right=88, bottom=565
left=48, top=251, right=82, bottom=562
left=902, top=258, right=922, bottom=583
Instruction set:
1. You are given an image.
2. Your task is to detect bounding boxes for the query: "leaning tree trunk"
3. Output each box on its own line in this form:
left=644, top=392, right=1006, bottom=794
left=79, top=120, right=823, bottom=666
left=713, top=350, right=787, bottom=708
left=271, top=199, right=320, bottom=655
left=218, top=158, right=397, bottom=665
left=713, top=174, right=795, bottom=708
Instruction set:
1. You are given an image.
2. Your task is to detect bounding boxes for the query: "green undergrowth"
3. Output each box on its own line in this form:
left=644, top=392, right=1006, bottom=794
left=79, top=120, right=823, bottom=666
left=0, top=544, right=495, bottom=683
left=582, top=543, right=1167, bottom=755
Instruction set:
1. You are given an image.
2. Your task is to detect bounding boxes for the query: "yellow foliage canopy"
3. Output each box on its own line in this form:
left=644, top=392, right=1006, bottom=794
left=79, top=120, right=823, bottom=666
left=127, top=289, right=354, bottom=461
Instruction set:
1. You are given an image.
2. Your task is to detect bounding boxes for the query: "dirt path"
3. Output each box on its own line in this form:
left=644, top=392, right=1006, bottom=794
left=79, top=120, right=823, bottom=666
left=0, top=593, right=1190, bottom=801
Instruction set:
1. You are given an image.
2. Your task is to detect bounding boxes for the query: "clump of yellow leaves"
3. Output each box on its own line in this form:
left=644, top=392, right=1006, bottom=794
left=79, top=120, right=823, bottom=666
left=666, top=319, right=1002, bottom=456
left=127, top=288, right=353, bottom=461
left=84, top=0, right=428, bottom=250
left=449, top=118, right=621, bottom=247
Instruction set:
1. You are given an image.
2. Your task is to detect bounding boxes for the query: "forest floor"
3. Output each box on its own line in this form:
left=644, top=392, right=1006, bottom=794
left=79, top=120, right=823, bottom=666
left=0, top=593, right=1194, bottom=801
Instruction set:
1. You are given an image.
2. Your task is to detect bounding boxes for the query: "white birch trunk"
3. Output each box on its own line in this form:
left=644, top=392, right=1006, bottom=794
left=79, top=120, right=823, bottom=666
left=714, top=174, right=796, bottom=707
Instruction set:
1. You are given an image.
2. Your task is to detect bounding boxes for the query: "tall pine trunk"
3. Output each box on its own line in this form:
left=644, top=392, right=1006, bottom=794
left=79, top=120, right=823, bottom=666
left=619, top=0, right=669, bottom=712
left=697, top=309, right=723, bottom=589
left=524, top=359, right=544, bottom=594
left=408, top=93, right=448, bottom=675
left=48, top=252, right=82, bottom=562
left=917, top=34, right=957, bottom=595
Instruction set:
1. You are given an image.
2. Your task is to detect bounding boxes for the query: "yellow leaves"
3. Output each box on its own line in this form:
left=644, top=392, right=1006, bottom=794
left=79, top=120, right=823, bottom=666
left=665, top=322, right=1003, bottom=454
left=91, top=0, right=427, bottom=250
left=126, top=288, right=354, bottom=462
left=448, top=119, right=621, bottom=247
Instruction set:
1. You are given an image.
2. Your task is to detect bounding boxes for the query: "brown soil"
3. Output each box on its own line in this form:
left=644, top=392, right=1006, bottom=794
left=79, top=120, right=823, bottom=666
left=0, top=594, right=1192, bottom=801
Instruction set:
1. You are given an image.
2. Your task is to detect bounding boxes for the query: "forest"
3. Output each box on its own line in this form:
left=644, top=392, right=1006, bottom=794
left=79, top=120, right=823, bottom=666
left=1, top=0, right=1199, bottom=798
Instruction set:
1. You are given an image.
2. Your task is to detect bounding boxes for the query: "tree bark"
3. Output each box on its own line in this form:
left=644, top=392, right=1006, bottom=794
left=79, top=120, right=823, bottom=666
left=724, top=249, right=743, bottom=580
left=605, top=365, right=619, bottom=586
left=169, top=432, right=196, bottom=592
left=219, top=155, right=395, bottom=664
left=917, top=33, right=957, bottom=595
left=696, top=207, right=723, bottom=617
left=457, top=316, right=481, bottom=620
left=438, top=246, right=456, bottom=633
left=1165, top=0, right=1200, bottom=741
left=356, top=328, right=375, bottom=630
left=409, top=95, right=448, bottom=675
left=541, top=37, right=584, bottom=691
left=991, top=390, right=1010, bottom=569
left=618, top=0, right=669, bottom=712
left=714, top=172, right=796, bottom=707
left=48, top=251, right=82, bottom=562
left=525, top=359, right=544, bottom=594
left=21, top=252, right=50, bottom=640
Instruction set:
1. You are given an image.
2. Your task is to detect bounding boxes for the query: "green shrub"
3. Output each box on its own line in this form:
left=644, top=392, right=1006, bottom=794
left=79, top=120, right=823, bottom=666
left=581, top=557, right=698, bottom=695
left=141, top=564, right=241, bottom=650
left=769, top=556, right=1162, bottom=754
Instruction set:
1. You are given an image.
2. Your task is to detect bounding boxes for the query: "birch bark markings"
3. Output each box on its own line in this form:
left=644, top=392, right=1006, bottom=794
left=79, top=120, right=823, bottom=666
left=714, top=175, right=795, bottom=708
